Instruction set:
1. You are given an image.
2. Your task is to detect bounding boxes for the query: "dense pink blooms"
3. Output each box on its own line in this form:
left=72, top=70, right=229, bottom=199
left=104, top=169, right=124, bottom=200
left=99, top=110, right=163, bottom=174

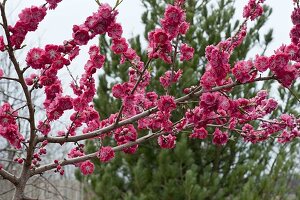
left=243, top=0, right=264, bottom=20
left=179, top=22, right=189, bottom=34
left=254, top=55, right=269, bottom=72
left=277, top=130, right=294, bottom=143
left=72, top=25, right=90, bottom=45
left=26, top=48, right=46, bottom=69
left=284, top=44, right=299, bottom=61
left=189, top=127, right=208, bottom=139
left=291, top=8, right=300, bottom=25
left=180, top=43, right=194, bottom=61
left=153, top=29, right=169, bottom=44
left=0, top=36, right=5, bottom=51
left=205, top=45, right=230, bottom=81
left=212, top=128, right=229, bottom=145
left=0, top=124, right=24, bottom=149
left=1, top=0, right=300, bottom=182
left=112, top=82, right=134, bottom=99
left=159, top=70, right=182, bottom=88
left=37, top=121, right=51, bottom=135
left=290, top=25, right=300, bottom=45
left=114, top=125, right=137, bottom=143
left=157, top=95, right=176, bottom=113
left=232, top=60, right=256, bottom=83
left=111, top=38, right=128, bottom=54
left=46, top=0, right=63, bottom=9
left=164, top=5, right=185, bottom=24
left=0, top=103, right=23, bottom=149
left=158, top=134, right=176, bottom=149
left=10, top=6, right=47, bottom=48
left=80, top=160, right=95, bottom=175
left=107, top=22, right=123, bottom=39
left=121, top=143, right=139, bottom=154
left=98, top=146, right=115, bottom=162
left=68, top=147, right=85, bottom=167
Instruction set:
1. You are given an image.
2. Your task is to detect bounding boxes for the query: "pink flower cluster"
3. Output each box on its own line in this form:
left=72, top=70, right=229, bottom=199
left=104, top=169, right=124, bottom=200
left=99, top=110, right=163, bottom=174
left=0, top=36, right=5, bottom=51
left=201, top=45, right=231, bottom=90
left=0, top=103, right=24, bottom=149
left=212, top=128, right=229, bottom=145
left=68, top=147, right=85, bottom=167
left=98, top=146, right=115, bottom=162
left=158, top=134, right=176, bottom=149
left=3, top=0, right=300, bottom=175
left=241, top=113, right=300, bottom=144
left=114, top=124, right=138, bottom=154
left=183, top=90, right=280, bottom=145
left=46, top=0, right=63, bottom=10
left=243, top=0, right=264, bottom=21
left=80, top=160, right=95, bottom=175
left=232, top=60, right=257, bottom=83
left=147, top=4, right=194, bottom=63
left=9, top=6, right=47, bottom=48
left=159, top=70, right=182, bottom=88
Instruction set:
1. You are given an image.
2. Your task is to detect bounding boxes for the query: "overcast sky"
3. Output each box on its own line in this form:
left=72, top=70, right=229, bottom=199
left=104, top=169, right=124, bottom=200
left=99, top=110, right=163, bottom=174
left=4, top=0, right=294, bottom=89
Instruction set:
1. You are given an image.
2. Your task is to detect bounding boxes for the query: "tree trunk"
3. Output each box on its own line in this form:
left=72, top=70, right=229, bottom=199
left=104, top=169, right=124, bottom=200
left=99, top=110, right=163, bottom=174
left=12, top=165, right=33, bottom=200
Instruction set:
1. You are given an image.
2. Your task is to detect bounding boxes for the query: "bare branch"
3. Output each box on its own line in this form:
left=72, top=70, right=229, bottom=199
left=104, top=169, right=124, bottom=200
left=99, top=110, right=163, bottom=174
left=0, top=168, right=18, bottom=185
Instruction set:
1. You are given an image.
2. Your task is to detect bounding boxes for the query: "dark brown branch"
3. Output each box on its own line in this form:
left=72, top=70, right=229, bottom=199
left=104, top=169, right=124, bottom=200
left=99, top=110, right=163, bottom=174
left=0, top=76, right=20, bottom=82
left=0, top=1, right=37, bottom=168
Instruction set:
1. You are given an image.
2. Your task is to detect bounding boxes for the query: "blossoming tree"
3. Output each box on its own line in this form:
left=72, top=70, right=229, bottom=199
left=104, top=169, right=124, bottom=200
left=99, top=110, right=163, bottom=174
left=0, top=0, right=300, bottom=199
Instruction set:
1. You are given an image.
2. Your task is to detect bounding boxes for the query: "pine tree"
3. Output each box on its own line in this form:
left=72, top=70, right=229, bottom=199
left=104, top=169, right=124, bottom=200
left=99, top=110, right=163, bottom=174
left=77, top=1, right=300, bottom=199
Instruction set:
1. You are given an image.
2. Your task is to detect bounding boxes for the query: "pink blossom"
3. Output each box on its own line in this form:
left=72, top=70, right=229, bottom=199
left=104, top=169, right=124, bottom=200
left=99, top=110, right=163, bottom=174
left=179, top=22, right=189, bottom=34
left=157, top=95, right=176, bottom=113
left=121, top=144, right=139, bottom=154
left=26, top=48, right=46, bottom=69
left=98, top=146, right=115, bottom=162
left=107, top=22, right=123, bottom=39
left=111, top=38, right=128, bottom=54
left=37, top=121, right=51, bottom=136
left=200, top=70, right=216, bottom=90
left=290, top=25, right=300, bottom=45
left=80, top=160, right=95, bottom=175
left=180, top=43, right=194, bottom=61
left=189, top=127, right=208, bottom=139
left=0, top=36, right=5, bottom=51
left=232, top=60, right=255, bottom=83
left=159, top=70, right=182, bottom=88
left=243, top=0, right=264, bottom=20
left=291, top=8, right=300, bottom=25
left=158, top=134, right=176, bottom=149
left=68, top=147, right=84, bottom=167
left=72, top=25, right=90, bottom=45
left=0, top=124, right=24, bottom=149
left=46, top=0, right=63, bottom=10
left=18, top=6, right=47, bottom=24
left=278, top=130, right=294, bottom=143
left=254, top=55, right=269, bottom=72
left=114, top=125, right=137, bottom=143
left=164, top=5, right=185, bottom=25
left=212, top=128, right=229, bottom=145
left=153, top=29, right=169, bottom=44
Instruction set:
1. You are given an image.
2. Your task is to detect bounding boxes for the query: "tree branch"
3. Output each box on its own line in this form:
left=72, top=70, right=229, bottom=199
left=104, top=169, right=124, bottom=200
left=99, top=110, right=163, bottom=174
left=38, top=75, right=275, bottom=144
left=0, top=168, right=18, bottom=185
